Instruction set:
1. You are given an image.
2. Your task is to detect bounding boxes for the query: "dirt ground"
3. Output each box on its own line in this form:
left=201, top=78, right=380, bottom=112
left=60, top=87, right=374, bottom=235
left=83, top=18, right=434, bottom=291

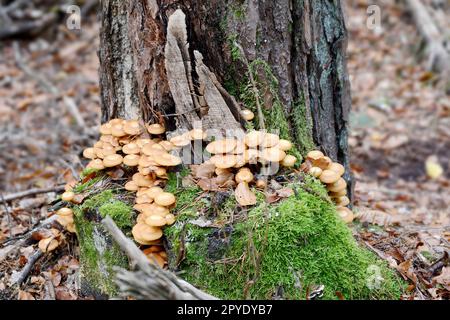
left=0, top=0, right=448, bottom=299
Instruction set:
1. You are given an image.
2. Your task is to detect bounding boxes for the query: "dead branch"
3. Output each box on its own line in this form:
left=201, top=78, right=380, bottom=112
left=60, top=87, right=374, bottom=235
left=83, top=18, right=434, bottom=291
left=9, top=250, right=43, bottom=286
left=101, top=216, right=218, bottom=300
left=2, top=185, right=65, bottom=202
left=405, top=0, right=450, bottom=74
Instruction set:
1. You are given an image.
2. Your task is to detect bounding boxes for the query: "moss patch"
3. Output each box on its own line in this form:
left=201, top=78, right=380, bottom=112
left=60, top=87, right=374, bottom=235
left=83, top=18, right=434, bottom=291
left=166, top=176, right=405, bottom=300
left=73, top=189, right=132, bottom=297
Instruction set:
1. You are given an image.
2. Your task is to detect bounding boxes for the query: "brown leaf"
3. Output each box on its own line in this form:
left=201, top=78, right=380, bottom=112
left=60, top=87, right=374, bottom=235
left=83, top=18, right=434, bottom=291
left=277, top=188, right=294, bottom=198
left=433, top=267, right=450, bottom=290
left=191, top=163, right=216, bottom=179
left=197, top=178, right=219, bottom=191
left=55, top=287, right=77, bottom=300
left=396, top=260, right=417, bottom=283
left=235, top=182, right=257, bottom=206
left=266, top=193, right=280, bottom=204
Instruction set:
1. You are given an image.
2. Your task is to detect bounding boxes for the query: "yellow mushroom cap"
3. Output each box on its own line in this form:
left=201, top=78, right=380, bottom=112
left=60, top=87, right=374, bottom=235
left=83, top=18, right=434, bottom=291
left=307, top=150, right=324, bottom=161
left=337, top=207, right=354, bottom=224
left=327, top=178, right=347, bottom=192
left=159, top=140, right=174, bottom=151
left=243, top=149, right=259, bottom=164
left=244, top=131, right=264, bottom=148
left=142, top=204, right=170, bottom=217
left=145, top=215, right=166, bottom=227
left=278, top=139, right=292, bottom=151
left=66, top=223, right=76, bottom=233
left=255, top=179, right=267, bottom=189
left=154, top=192, right=176, bottom=206
left=122, top=143, right=140, bottom=155
left=136, top=138, right=154, bottom=148
left=132, top=223, right=163, bottom=241
left=87, top=159, right=105, bottom=170
left=233, top=141, right=247, bottom=154
left=101, top=145, right=116, bottom=156
left=57, top=207, right=73, bottom=217
left=124, top=181, right=139, bottom=191
left=139, top=155, right=157, bottom=167
left=261, top=133, right=280, bottom=148
left=329, top=189, right=347, bottom=197
left=38, top=238, right=59, bottom=253
left=111, top=123, right=126, bottom=137
left=153, top=153, right=182, bottom=167
left=123, top=120, right=142, bottom=135
left=165, top=213, right=176, bottom=225
left=103, top=154, right=123, bottom=167
left=61, top=191, right=75, bottom=202
left=123, top=154, right=140, bottom=166
left=281, top=155, right=297, bottom=167
left=260, top=147, right=286, bottom=163
left=211, top=154, right=237, bottom=169
left=206, top=139, right=237, bottom=154
left=241, top=109, right=254, bottom=121
left=189, top=128, right=207, bottom=140
left=100, top=123, right=112, bottom=135
left=147, top=123, right=165, bottom=135
left=83, top=147, right=96, bottom=159
left=169, top=134, right=191, bottom=147
left=143, top=186, right=164, bottom=199
left=334, top=196, right=350, bottom=206
left=319, top=170, right=340, bottom=184
left=327, top=162, right=345, bottom=176
left=308, top=166, right=323, bottom=178
left=57, top=214, right=73, bottom=226
left=235, top=168, right=254, bottom=183
left=136, top=193, right=154, bottom=204
left=146, top=252, right=166, bottom=268
left=132, top=173, right=154, bottom=187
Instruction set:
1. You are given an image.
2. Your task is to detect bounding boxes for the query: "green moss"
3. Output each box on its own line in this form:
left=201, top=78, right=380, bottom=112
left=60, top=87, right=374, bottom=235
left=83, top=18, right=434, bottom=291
left=166, top=176, right=405, bottom=300
left=73, top=189, right=132, bottom=296
left=291, top=97, right=315, bottom=155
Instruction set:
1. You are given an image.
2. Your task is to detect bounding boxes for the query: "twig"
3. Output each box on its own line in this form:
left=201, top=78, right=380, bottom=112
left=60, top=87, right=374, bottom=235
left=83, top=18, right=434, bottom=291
left=101, top=216, right=218, bottom=300
left=12, top=41, right=86, bottom=129
left=2, top=185, right=65, bottom=202
left=234, top=42, right=266, bottom=130
left=9, top=250, right=43, bottom=286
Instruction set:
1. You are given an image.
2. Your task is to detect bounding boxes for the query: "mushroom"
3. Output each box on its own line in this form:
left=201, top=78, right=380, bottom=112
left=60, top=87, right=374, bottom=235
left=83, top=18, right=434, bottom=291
left=123, top=120, right=142, bottom=135
left=306, top=150, right=324, bottom=161
left=132, top=173, right=154, bottom=187
left=153, top=153, right=182, bottom=167
left=87, top=159, right=105, bottom=170
left=100, top=123, right=112, bottom=135
left=165, top=213, right=176, bottom=225
left=329, top=189, right=347, bottom=197
left=122, top=143, right=140, bottom=155
left=125, top=181, right=139, bottom=191
left=159, top=140, right=174, bottom=151
left=260, top=147, right=286, bottom=163
left=83, top=147, right=96, bottom=159
left=139, top=155, right=157, bottom=167
left=103, top=154, right=123, bottom=167
left=145, top=252, right=166, bottom=268
left=319, top=170, right=340, bottom=184
left=123, top=154, right=140, bottom=166
left=154, top=192, right=176, bottom=206
left=38, top=238, right=59, bottom=253
left=136, top=194, right=153, bottom=204
left=308, top=167, right=323, bottom=178
left=336, top=207, right=354, bottom=224
left=211, top=154, right=237, bottom=169
left=170, top=134, right=191, bottom=147
left=235, top=168, right=254, bottom=183
left=244, top=131, right=264, bottom=148
left=136, top=138, right=154, bottom=148
left=327, top=178, right=347, bottom=193
left=132, top=223, right=163, bottom=241
left=281, top=155, right=297, bottom=167
left=277, top=139, right=292, bottom=151
left=261, top=133, right=280, bottom=148
left=111, top=123, right=126, bottom=137
left=235, top=182, right=257, bottom=206
left=147, top=123, right=165, bottom=135
left=206, top=139, right=237, bottom=154
left=255, top=179, right=267, bottom=189
left=57, top=207, right=73, bottom=217
left=61, top=191, right=75, bottom=202
left=241, top=109, right=255, bottom=121
left=327, top=162, right=345, bottom=176
left=189, top=128, right=207, bottom=140
left=145, top=215, right=166, bottom=227
left=334, top=196, right=350, bottom=206
left=243, top=149, right=259, bottom=164
left=142, top=204, right=170, bottom=217
left=144, top=186, right=164, bottom=199
left=101, top=145, right=116, bottom=156
left=233, top=141, right=247, bottom=154
left=57, top=214, right=73, bottom=227
left=66, top=223, right=76, bottom=233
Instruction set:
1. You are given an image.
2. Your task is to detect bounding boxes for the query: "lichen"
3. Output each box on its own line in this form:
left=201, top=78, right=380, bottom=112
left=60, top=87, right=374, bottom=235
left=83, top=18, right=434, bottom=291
left=166, top=176, right=405, bottom=300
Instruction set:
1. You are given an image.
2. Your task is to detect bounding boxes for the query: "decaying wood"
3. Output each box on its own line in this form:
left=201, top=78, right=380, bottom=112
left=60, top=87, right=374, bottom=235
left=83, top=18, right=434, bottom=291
left=102, top=216, right=218, bottom=300
left=405, top=0, right=450, bottom=74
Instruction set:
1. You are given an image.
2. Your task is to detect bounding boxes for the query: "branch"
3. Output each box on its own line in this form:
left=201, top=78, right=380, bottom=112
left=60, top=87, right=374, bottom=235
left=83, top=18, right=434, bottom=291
left=2, top=185, right=65, bottom=202
left=101, top=216, right=218, bottom=300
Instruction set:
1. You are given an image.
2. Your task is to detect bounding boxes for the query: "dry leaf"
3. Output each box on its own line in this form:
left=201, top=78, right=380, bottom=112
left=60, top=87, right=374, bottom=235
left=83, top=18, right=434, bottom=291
left=277, top=188, right=294, bottom=198
left=235, top=182, right=257, bottom=206
left=433, top=267, right=450, bottom=290
left=191, top=163, right=216, bottom=179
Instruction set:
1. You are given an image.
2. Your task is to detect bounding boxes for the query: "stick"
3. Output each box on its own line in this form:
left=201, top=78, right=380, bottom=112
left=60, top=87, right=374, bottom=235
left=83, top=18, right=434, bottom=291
left=2, top=185, right=65, bottom=202
left=101, top=216, right=218, bottom=300
left=9, top=250, right=43, bottom=286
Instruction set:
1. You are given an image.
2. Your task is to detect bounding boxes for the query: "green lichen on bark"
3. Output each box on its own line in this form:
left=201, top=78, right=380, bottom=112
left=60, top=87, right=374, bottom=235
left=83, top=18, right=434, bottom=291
left=73, top=187, right=133, bottom=297
left=166, top=176, right=405, bottom=300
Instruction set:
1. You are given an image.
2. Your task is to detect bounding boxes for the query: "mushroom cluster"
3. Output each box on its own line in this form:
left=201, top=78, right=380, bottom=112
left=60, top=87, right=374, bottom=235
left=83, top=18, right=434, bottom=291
left=203, top=130, right=297, bottom=206
left=303, top=150, right=354, bottom=223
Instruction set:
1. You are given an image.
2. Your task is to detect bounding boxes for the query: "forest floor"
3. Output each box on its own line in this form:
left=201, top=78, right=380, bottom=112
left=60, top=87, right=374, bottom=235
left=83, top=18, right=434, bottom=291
left=0, top=1, right=448, bottom=300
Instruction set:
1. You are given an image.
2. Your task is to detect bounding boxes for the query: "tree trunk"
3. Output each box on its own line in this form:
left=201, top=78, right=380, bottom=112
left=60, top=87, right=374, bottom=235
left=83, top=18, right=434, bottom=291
left=90, top=0, right=353, bottom=297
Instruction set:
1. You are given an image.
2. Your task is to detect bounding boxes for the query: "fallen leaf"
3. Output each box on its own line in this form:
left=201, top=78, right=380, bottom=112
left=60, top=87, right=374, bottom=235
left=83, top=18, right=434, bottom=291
left=433, top=267, right=450, bottom=290
left=191, top=163, right=216, bottom=179
left=277, top=188, right=294, bottom=198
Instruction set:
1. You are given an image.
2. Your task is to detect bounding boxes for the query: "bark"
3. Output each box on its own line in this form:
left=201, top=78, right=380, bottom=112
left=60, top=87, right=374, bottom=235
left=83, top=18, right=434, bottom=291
left=92, top=0, right=353, bottom=297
